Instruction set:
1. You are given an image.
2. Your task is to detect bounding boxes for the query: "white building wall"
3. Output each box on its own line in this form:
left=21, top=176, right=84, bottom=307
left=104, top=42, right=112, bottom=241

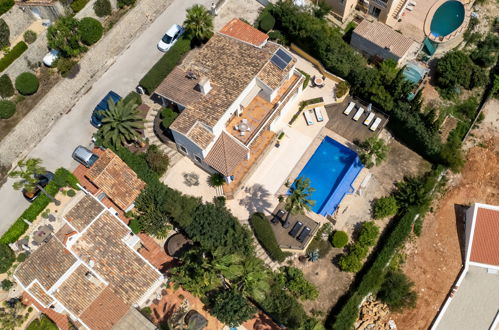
left=171, top=130, right=206, bottom=159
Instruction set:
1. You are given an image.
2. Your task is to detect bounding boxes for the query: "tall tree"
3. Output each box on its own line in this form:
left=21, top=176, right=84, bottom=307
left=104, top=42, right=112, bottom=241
left=358, top=137, right=389, bottom=168
left=285, top=177, right=315, bottom=215
left=47, top=16, right=85, bottom=57
left=98, top=98, right=143, bottom=148
left=9, top=158, right=59, bottom=205
left=209, top=289, right=256, bottom=327
left=184, top=4, right=213, bottom=42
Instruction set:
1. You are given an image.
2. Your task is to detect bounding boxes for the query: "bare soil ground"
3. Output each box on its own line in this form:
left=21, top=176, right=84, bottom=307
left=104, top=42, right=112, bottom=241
left=391, top=99, right=499, bottom=329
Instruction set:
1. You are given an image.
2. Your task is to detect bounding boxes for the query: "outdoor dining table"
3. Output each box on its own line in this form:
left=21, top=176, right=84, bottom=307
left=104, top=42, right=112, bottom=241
left=313, top=76, right=325, bottom=87
left=33, top=225, right=53, bottom=244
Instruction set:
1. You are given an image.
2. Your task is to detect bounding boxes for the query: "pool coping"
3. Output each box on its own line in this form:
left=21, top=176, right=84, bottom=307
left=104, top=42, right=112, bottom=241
left=424, top=0, right=471, bottom=43
left=278, top=127, right=368, bottom=219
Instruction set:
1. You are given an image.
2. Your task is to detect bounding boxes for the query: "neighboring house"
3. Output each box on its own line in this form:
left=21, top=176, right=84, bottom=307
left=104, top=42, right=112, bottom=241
left=350, top=19, right=420, bottom=64
left=74, top=148, right=146, bottom=216
left=153, top=19, right=303, bottom=185
left=431, top=203, right=499, bottom=330
left=14, top=191, right=163, bottom=330
left=363, top=0, right=406, bottom=27
left=15, top=0, right=65, bottom=21
left=324, top=0, right=357, bottom=23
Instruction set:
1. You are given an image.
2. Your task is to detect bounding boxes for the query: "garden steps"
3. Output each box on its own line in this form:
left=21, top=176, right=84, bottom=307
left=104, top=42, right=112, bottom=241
left=254, top=240, right=279, bottom=271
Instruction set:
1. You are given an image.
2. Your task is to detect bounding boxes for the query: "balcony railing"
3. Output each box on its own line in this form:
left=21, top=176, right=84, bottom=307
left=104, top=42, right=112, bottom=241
left=369, top=0, right=388, bottom=8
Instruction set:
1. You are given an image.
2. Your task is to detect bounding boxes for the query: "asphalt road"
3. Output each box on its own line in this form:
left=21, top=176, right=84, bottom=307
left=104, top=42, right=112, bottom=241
left=0, top=0, right=212, bottom=234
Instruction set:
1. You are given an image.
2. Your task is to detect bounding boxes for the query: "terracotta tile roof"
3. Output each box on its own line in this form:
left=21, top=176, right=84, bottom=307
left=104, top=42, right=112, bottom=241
left=86, top=149, right=145, bottom=210
left=29, top=282, right=53, bottom=307
left=64, top=194, right=104, bottom=232
left=22, top=292, right=70, bottom=330
left=79, top=287, right=130, bottom=330
left=53, top=264, right=106, bottom=316
left=470, top=206, right=499, bottom=266
left=15, top=237, right=77, bottom=289
left=353, top=20, right=417, bottom=58
left=168, top=33, right=284, bottom=138
left=154, top=67, right=202, bottom=108
left=219, top=18, right=269, bottom=47
left=257, top=55, right=296, bottom=90
left=187, top=121, right=215, bottom=149
left=205, top=132, right=248, bottom=176
left=72, top=212, right=161, bottom=304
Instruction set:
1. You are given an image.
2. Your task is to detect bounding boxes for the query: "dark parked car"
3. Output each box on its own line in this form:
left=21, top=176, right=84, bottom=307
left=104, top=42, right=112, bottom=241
left=72, top=146, right=99, bottom=168
left=271, top=209, right=286, bottom=225
left=90, top=91, right=121, bottom=128
left=22, top=171, right=54, bottom=202
left=297, top=226, right=311, bottom=243
left=289, top=221, right=303, bottom=237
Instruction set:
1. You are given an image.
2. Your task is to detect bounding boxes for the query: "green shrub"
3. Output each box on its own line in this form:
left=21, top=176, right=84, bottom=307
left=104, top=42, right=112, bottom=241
left=71, top=0, right=89, bottom=13
left=129, top=219, right=141, bottom=234
left=306, top=223, right=332, bottom=257
left=209, top=173, right=225, bottom=187
left=113, top=147, right=159, bottom=185
left=0, top=219, right=28, bottom=244
left=276, top=266, right=319, bottom=300
left=336, top=80, right=350, bottom=98
left=123, top=91, right=142, bottom=106
left=26, top=315, right=58, bottom=330
left=0, top=74, right=13, bottom=97
left=53, top=167, right=80, bottom=189
left=1, top=279, right=13, bottom=290
left=0, top=243, right=14, bottom=273
left=373, top=196, right=398, bottom=219
left=161, top=107, right=178, bottom=128
left=209, top=289, right=256, bottom=327
left=0, top=41, right=28, bottom=72
left=16, top=253, right=26, bottom=262
left=358, top=221, right=380, bottom=246
left=378, top=270, right=417, bottom=311
left=23, top=30, right=37, bottom=44
left=145, top=144, right=169, bottom=176
left=0, top=100, right=15, bottom=119
left=268, top=30, right=287, bottom=45
left=56, top=58, right=78, bottom=77
left=48, top=16, right=85, bottom=58
left=249, top=213, right=287, bottom=262
left=79, top=17, right=104, bottom=46
left=259, top=13, right=275, bottom=32
left=66, top=189, right=76, bottom=197
left=139, top=36, right=192, bottom=94
left=94, top=0, right=112, bottom=17
left=338, top=252, right=363, bottom=273
left=117, top=0, right=135, bottom=8
left=332, top=231, right=348, bottom=248
left=0, top=0, right=14, bottom=16
left=0, top=18, right=9, bottom=48
left=15, top=72, right=39, bottom=95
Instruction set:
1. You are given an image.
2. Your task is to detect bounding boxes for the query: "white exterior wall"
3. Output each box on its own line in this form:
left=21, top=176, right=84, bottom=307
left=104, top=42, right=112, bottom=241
left=171, top=130, right=207, bottom=159
left=464, top=204, right=476, bottom=262
left=256, top=78, right=274, bottom=102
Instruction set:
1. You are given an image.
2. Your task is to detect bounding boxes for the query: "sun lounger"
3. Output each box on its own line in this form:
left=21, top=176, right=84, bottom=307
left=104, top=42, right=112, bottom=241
left=370, top=117, right=382, bottom=131
left=364, top=112, right=375, bottom=126
left=343, top=101, right=355, bottom=115
left=303, top=109, right=314, bottom=126
left=314, top=107, right=324, bottom=122
left=353, top=107, right=364, bottom=121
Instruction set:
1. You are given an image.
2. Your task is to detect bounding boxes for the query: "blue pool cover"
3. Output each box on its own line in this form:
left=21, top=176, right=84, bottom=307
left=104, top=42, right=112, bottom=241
left=403, top=62, right=427, bottom=84
left=294, top=137, right=363, bottom=216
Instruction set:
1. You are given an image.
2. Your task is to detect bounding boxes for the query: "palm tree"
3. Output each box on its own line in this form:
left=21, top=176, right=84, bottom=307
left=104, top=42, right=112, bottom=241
left=358, top=137, right=390, bottom=169
left=9, top=158, right=60, bottom=205
left=184, top=4, right=214, bottom=42
left=98, top=98, right=143, bottom=148
left=285, top=177, right=316, bottom=215
left=234, top=257, right=270, bottom=302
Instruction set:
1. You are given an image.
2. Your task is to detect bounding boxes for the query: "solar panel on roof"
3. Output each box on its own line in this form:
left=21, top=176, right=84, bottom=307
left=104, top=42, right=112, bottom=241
left=271, top=55, right=287, bottom=70
left=276, top=49, right=292, bottom=64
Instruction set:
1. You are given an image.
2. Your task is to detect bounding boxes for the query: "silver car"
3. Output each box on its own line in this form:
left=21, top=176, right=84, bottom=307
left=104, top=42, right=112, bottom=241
left=72, top=146, right=99, bottom=168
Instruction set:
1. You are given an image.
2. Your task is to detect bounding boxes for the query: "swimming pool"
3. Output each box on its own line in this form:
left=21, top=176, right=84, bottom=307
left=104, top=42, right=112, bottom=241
left=430, top=0, right=465, bottom=37
left=294, top=137, right=363, bottom=216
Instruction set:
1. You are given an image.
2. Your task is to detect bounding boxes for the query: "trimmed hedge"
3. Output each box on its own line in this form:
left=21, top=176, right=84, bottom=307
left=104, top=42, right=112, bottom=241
left=23, top=30, right=37, bottom=44
left=0, top=243, right=14, bottom=273
left=117, top=0, right=136, bottom=8
left=113, top=147, right=159, bottom=185
left=249, top=213, right=287, bottom=262
left=0, top=100, right=15, bottom=119
left=0, top=0, right=14, bottom=16
left=15, top=72, right=39, bottom=95
left=161, top=107, right=178, bottom=128
left=71, top=0, right=89, bottom=13
left=332, top=231, right=348, bottom=248
left=79, top=17, right=103, bottom=46
left=0, top=168, right=79, bottom=244
left=139, top=36, right=192, bottom=94
left=123, top=91, right=142, bottom=106
left=0, top=74, right=14, bottom=97
left=0, top=18, right=9, bottom=48
left=94, top=0, right=112, bottom=17
left=0, top=41, right=28, bottom=72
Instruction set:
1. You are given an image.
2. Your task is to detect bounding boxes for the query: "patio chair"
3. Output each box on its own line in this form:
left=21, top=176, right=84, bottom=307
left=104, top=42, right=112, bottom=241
left=240, top=131, right=246, bottom=136
left=303, top=110, right=314, bottom=126
left=344, top=102, right=355, bottom=115
left=314, top=107, right=324, bottom=122
left=364, top=112, right=375, bottom=126
left=370, top=117, right=382, bottom=131
left=353, top=107, right=364, bottom=121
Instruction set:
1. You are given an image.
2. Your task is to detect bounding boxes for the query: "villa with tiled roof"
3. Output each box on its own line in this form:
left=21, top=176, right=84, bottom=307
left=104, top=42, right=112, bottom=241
left=14, top=191, right=163, bottom=330
left=154, top=19, right=303, bottom=188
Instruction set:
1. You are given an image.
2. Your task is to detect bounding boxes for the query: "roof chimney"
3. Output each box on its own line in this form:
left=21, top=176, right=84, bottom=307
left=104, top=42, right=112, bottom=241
left=198, top=77, right=212, bottom=95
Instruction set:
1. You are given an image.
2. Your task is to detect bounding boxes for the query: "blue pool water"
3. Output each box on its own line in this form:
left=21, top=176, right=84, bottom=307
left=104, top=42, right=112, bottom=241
left=430, top=1, right=465, bottom=37
left=294, top=137, right=363, bottom=216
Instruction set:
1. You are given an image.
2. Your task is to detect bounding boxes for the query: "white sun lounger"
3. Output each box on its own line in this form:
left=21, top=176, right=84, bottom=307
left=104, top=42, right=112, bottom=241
left=370, top=117, right=382, bottom=131
left=304, top=110, right=314, bottom=126
left=343, top=102, right=355, bottom=115
left=364, top=112, right=375, bottom=126
left=353, top=107, right=364, bottom=121
left=314, top=107, right=324, bottom=122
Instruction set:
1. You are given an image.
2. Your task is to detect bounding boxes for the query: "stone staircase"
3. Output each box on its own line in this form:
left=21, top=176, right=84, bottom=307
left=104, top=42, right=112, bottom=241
left=392, top=0, right=407, bottom=20
left=143, top=104, right=183, bottom=168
